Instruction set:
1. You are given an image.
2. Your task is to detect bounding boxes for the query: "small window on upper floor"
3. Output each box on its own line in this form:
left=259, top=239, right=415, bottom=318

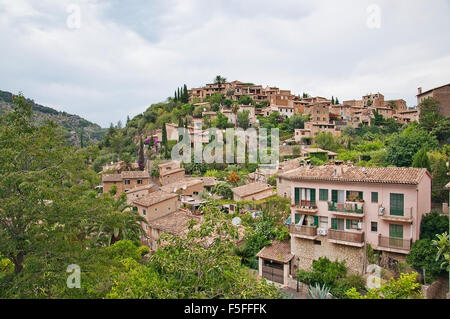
left=371, top=192, right=378, bottom=203
left=371, top=222, right=378, bottom=232
left=137, top=179, right=143, bottom=185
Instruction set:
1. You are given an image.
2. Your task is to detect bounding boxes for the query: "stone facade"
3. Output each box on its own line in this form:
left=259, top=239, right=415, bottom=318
left=290, top=236, right=366, bottom=274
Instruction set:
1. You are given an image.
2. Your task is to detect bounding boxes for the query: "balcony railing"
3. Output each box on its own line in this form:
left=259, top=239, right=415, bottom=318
left=380, top=207, right=413, bottom=222
left=378, top=235, right=411, bottom=251
left=328, top=201, right=364, bottom=214
left=290, top=225, right=317, bottom=237
left=328, top=229, right=364, bottom=243
left=294, top=200, right=317, bottom=209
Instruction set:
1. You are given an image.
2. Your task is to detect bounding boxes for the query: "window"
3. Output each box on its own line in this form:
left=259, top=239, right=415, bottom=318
left=125, top=179, right=131, bottom=185
left=133, top=206, right=138, bottom=212
left=371, top=192, right=378, bottom=203
left=390, top=193, right=404, bottom=216
left=313, top=240, right=321, bottom=245
left=346, top=219, right=359, bottom=230
left=371, top=222, right=378, bottom=232
left=137, top=179, right=143, bottom=185
left=193, top=191, right=199, bottom=195
left=331, top=218, right=344, bottom=230
left=319, top=189, right=328, bottom=201
left=389, top=224, right=403, bottom=239
left=142, top=209, right=146, bottom=216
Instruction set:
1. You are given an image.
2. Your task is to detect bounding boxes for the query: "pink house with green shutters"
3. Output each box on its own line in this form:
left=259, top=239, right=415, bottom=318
left=258, top=163, right=432, bottom=286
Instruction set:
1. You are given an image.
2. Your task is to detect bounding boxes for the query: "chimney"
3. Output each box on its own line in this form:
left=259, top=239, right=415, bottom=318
left=418, top=87, right=422, bottom=95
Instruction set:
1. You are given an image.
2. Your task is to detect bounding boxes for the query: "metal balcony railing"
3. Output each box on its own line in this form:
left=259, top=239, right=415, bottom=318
left=328, top=201, right=364, bottom=214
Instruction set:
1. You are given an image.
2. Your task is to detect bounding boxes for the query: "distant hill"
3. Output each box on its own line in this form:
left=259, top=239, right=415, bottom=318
left=0, top=90, right=106, bottom=146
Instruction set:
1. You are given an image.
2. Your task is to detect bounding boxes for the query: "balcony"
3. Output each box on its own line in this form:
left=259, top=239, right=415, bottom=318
left=328, top=229, right=365, bottom=247
left=380, top=207, right=413, bottom=223
left=290, top=225, right=317, bottom=240
left=378, top=235, right=411, bottom=253
left=292, top=200, right=318, bottom=214
left=328, top=201, right=364, bottom=217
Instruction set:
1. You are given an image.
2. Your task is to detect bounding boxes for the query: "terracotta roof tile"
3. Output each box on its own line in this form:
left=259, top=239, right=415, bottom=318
left=278, top=165, right=428, bottom=185
left=132, top=190, right=178, bottom=207
left=148, top=210, right=200, bottom=235
left=232, top=182, right=273, bottom=197
left=256, top=240, right=293, bottom=263
left=160, top=178, right=203, bottom=193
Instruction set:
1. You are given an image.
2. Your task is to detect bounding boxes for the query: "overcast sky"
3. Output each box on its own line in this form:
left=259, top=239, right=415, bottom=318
left=1, top=0, right=449, bottom=127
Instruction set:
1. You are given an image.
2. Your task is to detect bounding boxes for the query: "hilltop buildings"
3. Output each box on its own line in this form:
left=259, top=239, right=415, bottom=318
left=417, top=84, right=450, bottom=117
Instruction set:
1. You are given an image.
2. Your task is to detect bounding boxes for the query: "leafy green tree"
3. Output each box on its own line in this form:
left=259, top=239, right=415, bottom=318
left=215, top=111, right=230, bottom=129
left=346, top=272, right=423, bottom=299
left=238, top=95, right=253, bottom=105
left=315, top=132, right=340, bottom=151
left=211, top=182, right=233, bottom=199
left=407, top=239, right=444, bottom=282
left=412, top=147, right=431, bottom=172
left=0, top=95, right=82, bottom=273
left=237, top=110, right=250, bottom=129
left=385, top=123, right=438, bottom=167
left=419, top=97, right=444, bottom=132
left=420, top=211, right=449, bottom=240
left=433, top=232, right=450, bottom=272
left=107, top=205, right=281, bottom=299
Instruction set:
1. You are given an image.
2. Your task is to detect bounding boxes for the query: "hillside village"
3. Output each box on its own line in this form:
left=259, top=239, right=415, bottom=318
left=92, top=78, right=450, bottom=298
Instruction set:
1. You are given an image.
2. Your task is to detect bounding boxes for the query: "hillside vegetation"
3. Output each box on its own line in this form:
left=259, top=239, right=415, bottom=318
left=0, top=90, right=106, bottom=146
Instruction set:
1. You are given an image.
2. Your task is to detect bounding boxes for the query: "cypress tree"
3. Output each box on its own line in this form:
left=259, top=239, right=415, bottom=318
left=162, top=122, right=168, bottom=158
left=331, top=96, right=335, bottom=104
left=138, top=137, right=145, bottom=170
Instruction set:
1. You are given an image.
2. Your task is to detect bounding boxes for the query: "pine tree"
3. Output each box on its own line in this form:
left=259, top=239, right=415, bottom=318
left=331, top=96, right=335, bottom=104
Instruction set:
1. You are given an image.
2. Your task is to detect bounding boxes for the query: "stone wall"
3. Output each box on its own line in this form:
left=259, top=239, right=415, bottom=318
left=290, top=236, right=366, bottom=274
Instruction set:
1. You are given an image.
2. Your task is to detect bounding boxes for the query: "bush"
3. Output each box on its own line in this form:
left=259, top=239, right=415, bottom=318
left=297, top=257, right=347, bottom=287
left=406, top=238, right=444, bottom=282
left=420, top=211, right=449, bottom=240
left=332, top=274, right=366, bottom=299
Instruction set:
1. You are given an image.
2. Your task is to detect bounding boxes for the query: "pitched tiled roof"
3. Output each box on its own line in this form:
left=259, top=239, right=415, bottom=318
left=160, top=168, right=185, bottom=177
left=121, top=171, right=150, bottom=179
left=232, top=182, right=273, bottom=197
left=256, top=240, right=293, bottom=263
left=160, top=178, right=203, bottom=193
left=278, top=165, right=428, bottom=185
left=102, top=171, right=150, bottom=182
left=148, top=210, right=200, bottom=235
left=132, top=190, right=178, bottom=207
left=102, top=174, right=122, bottom=182
left=125, top=184, right=155, bottom=194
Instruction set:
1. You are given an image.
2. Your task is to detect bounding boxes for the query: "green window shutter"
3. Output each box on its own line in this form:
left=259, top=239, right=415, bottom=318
left=295, top=213, right=300, bottom=224
left=359, top=192, right=363, bottom=200
left=390, top=193, right=404, bottom=216
left=319, top=189, right=328, bottom=201
left=389, top=224, right=403, bottom=238
left=346, top=191, right=350, bottom=200
left=331, top=218, right=337, bottom=230
left=346, top=219, right=351, bottom=229
left=371, top=192, right=378, bottom=203
left=313, top=216, right=319, bottom=226
left=294, top=188, right=300, bottom=205
left=310, top=189, right=316, bottom=205
left=332, top=190, right=338, bottom=203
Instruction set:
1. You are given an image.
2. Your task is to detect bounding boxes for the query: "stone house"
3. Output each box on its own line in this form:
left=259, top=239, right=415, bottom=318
left=231, top=182, right=274, bottom=202
left=102, top=170, right=151, bottom=197
left=417, top=84, right=450, bottom=117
